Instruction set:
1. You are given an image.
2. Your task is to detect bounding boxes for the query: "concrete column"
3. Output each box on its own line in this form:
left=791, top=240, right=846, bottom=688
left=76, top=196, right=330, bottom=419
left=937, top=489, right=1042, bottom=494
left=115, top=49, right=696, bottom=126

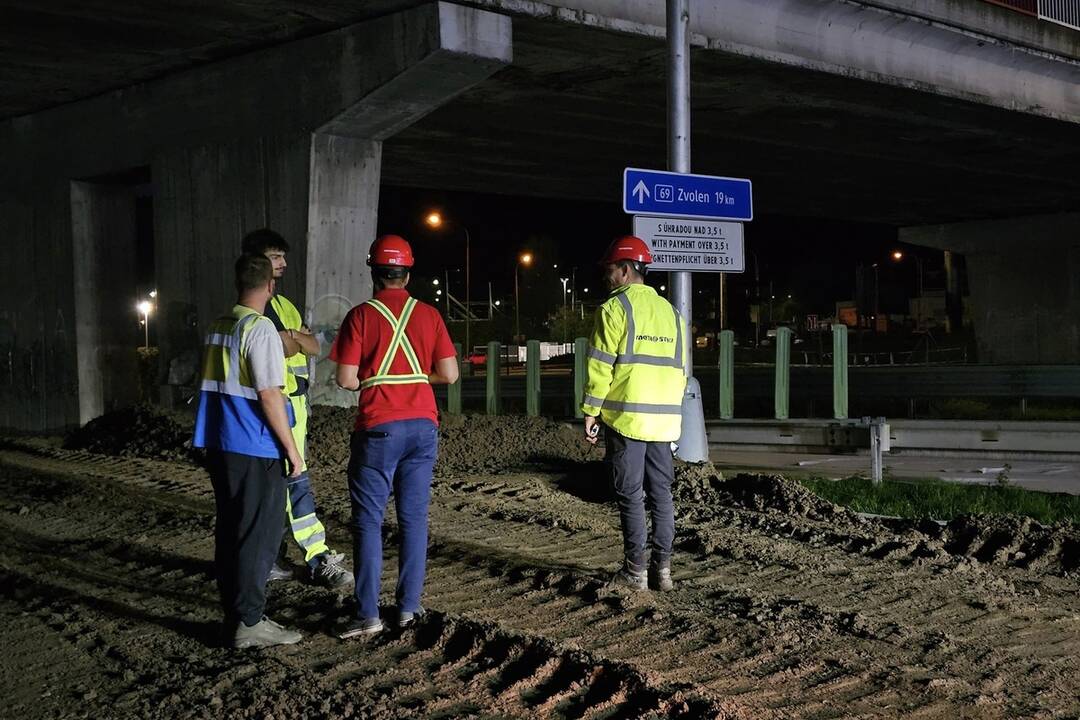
left=944, top=250, right=963, bottom=335
left=304, top=2, right=511, bottom=407
left=305, top=135, right=382, bottom=408
left=902, top=212, right=1080, bottom=364
left=70, top=182, right=140, bottom=424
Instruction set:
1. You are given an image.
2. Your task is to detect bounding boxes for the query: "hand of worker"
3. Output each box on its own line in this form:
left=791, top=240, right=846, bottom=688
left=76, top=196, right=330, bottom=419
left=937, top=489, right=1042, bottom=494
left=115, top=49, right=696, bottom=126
left=286, top=448, right=303, bottom=478
left=584, top=415, right=600, bottom=445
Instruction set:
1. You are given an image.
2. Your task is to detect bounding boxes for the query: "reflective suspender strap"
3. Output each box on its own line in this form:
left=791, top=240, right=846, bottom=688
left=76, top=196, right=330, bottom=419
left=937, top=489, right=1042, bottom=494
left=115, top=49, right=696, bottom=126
left=360, top=298, right=431, bottom=390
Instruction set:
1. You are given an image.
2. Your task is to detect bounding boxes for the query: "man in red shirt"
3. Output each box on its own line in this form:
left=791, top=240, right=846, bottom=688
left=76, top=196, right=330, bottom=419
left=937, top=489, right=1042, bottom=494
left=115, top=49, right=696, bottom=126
left=330, top=235, right=459, bottom=638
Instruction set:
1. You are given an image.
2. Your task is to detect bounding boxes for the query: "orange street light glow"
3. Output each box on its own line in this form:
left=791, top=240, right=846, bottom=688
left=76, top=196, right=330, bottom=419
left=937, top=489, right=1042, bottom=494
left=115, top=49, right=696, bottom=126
left=520, top=252, right=533, bottom=266
left=425, top=212, right=443, bottom=228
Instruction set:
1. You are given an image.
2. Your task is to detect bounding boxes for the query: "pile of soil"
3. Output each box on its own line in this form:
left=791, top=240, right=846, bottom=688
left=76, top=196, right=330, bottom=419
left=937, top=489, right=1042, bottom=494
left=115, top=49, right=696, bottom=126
left=60, top=405, right=1080, bottom=575
left=64, top=404, right=198, bottom=463
left=307, top=408, right=594, bottom=477
left=671, top=461, right=725, bottom=505
left=717, top=473, right=845, bottom=521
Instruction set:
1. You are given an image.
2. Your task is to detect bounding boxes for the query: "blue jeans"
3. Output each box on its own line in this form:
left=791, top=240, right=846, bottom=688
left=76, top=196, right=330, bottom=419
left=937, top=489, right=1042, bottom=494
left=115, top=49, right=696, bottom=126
left=346, top=418, right=439, bottom=620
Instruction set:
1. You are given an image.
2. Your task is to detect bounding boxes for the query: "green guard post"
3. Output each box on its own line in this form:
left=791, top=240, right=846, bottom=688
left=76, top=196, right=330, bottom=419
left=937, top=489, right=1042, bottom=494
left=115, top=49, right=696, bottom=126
left=774, top=326, right=791, bottom=420
left=486, top=341, right=501, bottom=415
left=719, top=329, right=734, bottom=420
left=526, top=340, right=541, bottom=416
left=573, top=337, right=588, bottom=419
left=832, top=324, right=848, bottom=419
left=447, top=342, right=462, bottom=415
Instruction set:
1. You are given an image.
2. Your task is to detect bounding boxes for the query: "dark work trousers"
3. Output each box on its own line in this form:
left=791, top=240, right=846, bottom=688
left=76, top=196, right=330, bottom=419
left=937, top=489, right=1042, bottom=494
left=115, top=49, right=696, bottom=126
left=207, top=450, right=287, bottom=627
left=605, top=428, right=675, bottom=573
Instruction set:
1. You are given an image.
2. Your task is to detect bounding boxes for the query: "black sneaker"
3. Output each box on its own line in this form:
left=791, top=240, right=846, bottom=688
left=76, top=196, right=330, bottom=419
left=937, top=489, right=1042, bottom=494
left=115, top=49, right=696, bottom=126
left=398, top=606, right=426, bottom=628
left=311, top=552, right=353, bottom=590
left=339, top=617, right=383, bottom=639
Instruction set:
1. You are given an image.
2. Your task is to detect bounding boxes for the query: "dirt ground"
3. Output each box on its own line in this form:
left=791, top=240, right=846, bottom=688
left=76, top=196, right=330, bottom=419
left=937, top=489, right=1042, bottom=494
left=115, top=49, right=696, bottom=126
left=3, top=405, right=1079, bottom=718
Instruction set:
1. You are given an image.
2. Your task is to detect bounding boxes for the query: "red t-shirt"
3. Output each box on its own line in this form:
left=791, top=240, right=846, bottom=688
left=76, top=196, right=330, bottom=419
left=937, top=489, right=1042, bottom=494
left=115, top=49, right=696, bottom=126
left=329, top=288, right=457, bottom=430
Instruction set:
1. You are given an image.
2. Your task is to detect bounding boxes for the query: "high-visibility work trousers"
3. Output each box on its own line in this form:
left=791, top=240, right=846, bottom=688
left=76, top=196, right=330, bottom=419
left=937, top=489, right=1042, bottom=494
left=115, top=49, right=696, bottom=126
left=284, top=394, right=329, bottom=566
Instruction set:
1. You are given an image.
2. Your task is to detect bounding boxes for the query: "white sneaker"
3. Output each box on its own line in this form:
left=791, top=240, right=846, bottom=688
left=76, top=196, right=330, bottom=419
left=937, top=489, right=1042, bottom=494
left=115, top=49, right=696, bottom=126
left=232, top=616, right=302, bottom=648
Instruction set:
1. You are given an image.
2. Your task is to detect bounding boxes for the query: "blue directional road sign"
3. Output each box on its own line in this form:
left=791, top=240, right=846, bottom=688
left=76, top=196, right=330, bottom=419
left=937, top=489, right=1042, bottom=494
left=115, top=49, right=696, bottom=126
left=623, top=167, right=753, bottom=221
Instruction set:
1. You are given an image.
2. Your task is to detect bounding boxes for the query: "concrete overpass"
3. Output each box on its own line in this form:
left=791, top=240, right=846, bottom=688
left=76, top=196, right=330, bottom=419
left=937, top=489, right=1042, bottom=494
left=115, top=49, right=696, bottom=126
left=2, top=0, right=1079, bottom=429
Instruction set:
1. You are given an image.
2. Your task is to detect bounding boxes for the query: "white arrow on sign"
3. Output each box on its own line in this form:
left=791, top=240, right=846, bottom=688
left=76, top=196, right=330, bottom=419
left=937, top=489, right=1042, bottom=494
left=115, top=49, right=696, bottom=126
left=632, top=180, right=650, bottom=204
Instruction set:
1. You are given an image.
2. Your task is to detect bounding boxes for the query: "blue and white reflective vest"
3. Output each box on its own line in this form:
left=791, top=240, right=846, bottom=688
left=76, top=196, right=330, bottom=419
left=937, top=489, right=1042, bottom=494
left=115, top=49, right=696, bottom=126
left=193, top=305, right=294, bottom=459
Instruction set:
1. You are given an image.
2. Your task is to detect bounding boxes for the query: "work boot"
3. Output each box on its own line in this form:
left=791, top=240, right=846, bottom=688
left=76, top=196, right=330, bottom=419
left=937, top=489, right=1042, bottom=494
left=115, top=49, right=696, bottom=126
left=266, top=561, right=292, bottom=582
left=311, top=552, right=353, bottom=590
left=232, top=616, right=302, bottom=649
left=608, top=563, right=647, bottom=591
left=339, top=617, right=384, bottom=640
left=649, top=562, right=674, bottom=592
left=398, top=606, right=426, bottom=629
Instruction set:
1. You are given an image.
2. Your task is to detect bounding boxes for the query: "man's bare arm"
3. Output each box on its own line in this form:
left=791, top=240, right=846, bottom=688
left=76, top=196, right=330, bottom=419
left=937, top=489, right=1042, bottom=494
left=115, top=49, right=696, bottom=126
left=428, top=356, right=459, bottom=385
left=336, top=363, right=361, bottom=391
left=280, top=328, right=320, bottom=358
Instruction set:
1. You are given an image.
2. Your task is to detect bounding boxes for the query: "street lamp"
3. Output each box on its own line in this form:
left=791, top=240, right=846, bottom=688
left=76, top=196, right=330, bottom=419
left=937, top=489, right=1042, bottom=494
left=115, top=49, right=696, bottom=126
left=890, top=248, right=923, bottom=298
left=872, top=263, right=880, bottom=329
left=515, top=251, right=533, bottom=341
left=424, top=211, right=471, bottom=353
left=136, top=300, right=153, bottom=349
left=559, top=277, right=570, bottom=307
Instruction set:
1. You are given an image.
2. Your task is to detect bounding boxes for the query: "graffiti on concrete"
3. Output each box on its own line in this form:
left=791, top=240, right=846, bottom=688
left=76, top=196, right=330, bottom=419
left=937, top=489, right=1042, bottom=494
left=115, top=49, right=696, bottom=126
left=307, top=293, right=358, bottom=408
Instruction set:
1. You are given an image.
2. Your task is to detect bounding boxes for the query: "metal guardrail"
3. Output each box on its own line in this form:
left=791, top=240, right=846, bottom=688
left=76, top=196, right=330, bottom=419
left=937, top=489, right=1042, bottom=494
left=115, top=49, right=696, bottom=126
left=980, top=0, right=1080, bottom=30
left=707, top=417, right=1080, bottom=460
left=434, top=364, right=1080, bottom=416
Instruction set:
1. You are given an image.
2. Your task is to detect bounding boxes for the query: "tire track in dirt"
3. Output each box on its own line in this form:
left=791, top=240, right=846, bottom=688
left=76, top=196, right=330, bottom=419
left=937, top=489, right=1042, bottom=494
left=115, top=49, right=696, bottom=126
left=0, top=447, right=732, bottom=719
left=4, top=441, right=1080, bottom=717
left=418, top=469, right=1080, bottom=717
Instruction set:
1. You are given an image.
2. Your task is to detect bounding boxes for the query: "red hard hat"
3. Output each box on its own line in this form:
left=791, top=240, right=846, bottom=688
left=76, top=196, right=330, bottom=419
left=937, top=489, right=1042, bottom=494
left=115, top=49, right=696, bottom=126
left=602, top=235, right=653, bottom=265
left=367, top=234, right=414, bottom=268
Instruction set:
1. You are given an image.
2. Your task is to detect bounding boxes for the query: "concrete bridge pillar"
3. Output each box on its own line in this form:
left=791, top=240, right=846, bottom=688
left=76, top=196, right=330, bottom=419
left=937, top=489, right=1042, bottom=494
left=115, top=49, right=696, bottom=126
left=902, top=213, right=1080, bottom=364
left=305, top=2, right=511, bottom=406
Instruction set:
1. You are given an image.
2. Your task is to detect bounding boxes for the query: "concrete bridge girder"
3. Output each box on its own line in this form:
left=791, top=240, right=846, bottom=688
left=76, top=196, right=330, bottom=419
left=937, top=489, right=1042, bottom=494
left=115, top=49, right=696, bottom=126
left=473, top=0, right=1080, bottom=123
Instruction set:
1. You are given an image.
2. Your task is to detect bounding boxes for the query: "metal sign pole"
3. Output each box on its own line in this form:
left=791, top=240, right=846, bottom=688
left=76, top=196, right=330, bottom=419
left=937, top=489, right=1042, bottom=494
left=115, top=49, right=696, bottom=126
left=667, top=0, right=708, bottom=462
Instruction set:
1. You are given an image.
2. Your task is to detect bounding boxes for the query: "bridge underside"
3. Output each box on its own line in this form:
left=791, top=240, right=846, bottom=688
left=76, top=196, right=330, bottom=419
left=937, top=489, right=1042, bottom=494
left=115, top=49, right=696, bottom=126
left=383, top=14, right=1080, bottom=226
left=4, top=1, right=1080, bottom=429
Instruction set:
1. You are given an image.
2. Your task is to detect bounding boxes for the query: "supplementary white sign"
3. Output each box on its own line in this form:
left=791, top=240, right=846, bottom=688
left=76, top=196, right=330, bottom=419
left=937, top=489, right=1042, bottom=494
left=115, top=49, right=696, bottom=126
left=633, top=215, right=745, bottom=273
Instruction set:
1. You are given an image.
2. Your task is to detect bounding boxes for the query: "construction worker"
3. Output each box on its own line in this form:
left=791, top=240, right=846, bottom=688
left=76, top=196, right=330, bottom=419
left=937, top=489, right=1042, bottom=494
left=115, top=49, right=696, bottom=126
left=330, top=234, right=459, bottom=638
left=193, top=253, right=304, bottom=648
left=582, top=236, right=687, bottom=592
left=240, top=229, right=353, bottom=590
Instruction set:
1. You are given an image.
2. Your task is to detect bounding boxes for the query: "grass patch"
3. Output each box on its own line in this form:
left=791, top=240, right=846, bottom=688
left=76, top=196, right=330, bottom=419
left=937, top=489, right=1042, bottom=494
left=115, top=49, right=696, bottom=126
left=797, top=475, right=1080, bottom=525
left=927, top=397, right=1080, bottom=421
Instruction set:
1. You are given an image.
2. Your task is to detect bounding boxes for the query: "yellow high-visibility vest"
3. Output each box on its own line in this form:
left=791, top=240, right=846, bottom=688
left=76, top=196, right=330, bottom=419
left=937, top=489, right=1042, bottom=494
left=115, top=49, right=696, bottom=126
left=269, top=294, right=309, bottom=396
left=582, top=284, right=687, bottom=442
